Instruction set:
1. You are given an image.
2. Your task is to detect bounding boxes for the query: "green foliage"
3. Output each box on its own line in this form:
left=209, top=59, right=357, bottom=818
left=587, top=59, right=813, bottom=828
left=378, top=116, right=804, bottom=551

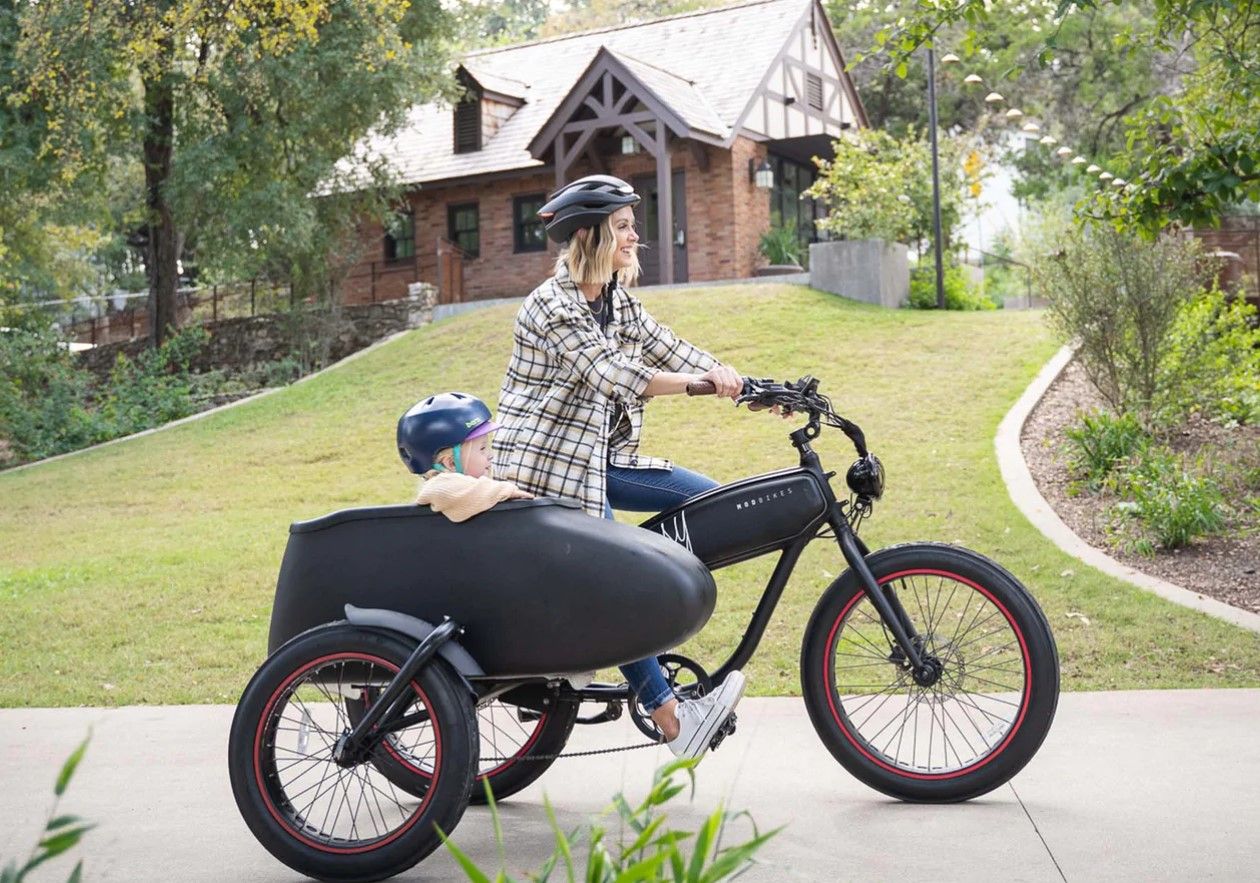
left=3, top=733, right=93, bottom=883
left=1156, top=288, right=1260, bottom=427
left=442, top=759, right=780, bottom=882
left=807, top=128, right=966, bottom=254
left=1065, top=410, right=1150, bottom=491
left=1113, top=447, right=1228, bottom=552
left=4, top=0, right=462, bottom=341
left=1031, top=224, right=1204, bottom=422
left=758, top=224, right=803, bottom=266
left=0, top=325, right=211, bottom=465
left=0, top=327, right=104, bottom=463
left=866, top=0, right=1260, bottom=233
left=908, top=263, right=995, bottom=310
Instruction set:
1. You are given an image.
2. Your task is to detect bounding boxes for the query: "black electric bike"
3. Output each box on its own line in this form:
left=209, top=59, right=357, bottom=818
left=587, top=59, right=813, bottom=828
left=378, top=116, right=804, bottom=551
left=228, top=376, right=1060, bottom=883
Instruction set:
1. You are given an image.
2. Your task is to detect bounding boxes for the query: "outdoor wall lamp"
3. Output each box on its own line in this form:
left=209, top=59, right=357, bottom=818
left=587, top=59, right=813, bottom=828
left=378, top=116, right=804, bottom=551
left=750, top=158, right=774, bottom=189
left=620, top=135, right=640, bottom=155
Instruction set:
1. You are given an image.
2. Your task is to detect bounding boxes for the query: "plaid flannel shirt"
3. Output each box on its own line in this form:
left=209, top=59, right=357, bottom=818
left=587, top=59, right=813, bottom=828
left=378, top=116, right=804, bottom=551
left=492, top=262, right=719, bottom=517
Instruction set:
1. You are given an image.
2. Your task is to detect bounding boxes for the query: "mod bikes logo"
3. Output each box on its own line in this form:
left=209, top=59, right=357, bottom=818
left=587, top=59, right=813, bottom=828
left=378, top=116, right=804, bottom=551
left=656, top=510, right=693, bottom=553
left=734, top=487, right=794, bottom=510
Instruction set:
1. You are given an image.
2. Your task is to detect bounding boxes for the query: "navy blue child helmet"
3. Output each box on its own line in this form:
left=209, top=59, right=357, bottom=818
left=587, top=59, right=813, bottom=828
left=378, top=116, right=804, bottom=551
left=397, top=392, right=500, bottom=474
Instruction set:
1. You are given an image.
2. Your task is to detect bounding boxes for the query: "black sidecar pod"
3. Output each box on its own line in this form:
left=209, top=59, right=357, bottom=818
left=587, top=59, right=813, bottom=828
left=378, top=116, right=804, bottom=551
left=268, top=498, right=717, bottom=676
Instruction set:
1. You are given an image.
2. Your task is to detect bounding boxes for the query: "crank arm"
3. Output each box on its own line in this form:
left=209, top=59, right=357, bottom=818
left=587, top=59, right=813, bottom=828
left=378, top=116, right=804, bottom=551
left=575, top=702, right=624, bottom=725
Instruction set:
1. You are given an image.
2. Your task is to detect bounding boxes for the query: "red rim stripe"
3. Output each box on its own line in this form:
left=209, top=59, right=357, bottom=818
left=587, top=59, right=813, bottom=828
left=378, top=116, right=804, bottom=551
left=822, top=568, right=1032, bottom=781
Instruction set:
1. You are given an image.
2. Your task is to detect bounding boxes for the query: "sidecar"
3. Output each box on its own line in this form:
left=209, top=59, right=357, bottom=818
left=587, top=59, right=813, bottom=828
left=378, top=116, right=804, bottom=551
left=267, top=498, right=717, bottom=676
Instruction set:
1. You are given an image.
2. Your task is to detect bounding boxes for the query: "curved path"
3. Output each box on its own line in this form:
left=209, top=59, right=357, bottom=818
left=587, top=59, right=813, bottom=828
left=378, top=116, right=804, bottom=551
left=995, top=345, right=1260, bottom=634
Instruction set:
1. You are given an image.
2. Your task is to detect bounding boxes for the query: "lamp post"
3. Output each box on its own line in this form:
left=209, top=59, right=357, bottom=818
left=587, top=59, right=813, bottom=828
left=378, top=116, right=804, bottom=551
left=927, top=47, right=946, bottom=309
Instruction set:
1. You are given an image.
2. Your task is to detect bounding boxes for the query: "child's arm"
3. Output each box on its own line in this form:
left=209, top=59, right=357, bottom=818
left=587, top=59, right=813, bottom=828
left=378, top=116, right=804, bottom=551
left=418, top=473, right=533, bottom=523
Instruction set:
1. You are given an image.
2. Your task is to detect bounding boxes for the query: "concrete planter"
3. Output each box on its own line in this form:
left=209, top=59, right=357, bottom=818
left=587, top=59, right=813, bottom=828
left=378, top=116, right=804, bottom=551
left=808, top=239, right=909, bottom=309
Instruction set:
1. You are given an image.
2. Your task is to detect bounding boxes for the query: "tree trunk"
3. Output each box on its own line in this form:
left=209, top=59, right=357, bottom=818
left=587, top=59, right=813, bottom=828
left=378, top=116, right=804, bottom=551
left=142, top=34, right=179, bottom=348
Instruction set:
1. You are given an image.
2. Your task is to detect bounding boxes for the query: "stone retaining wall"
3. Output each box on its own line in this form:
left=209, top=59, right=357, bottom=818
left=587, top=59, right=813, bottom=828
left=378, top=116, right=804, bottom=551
left=78, top=284, right=436, bottom=381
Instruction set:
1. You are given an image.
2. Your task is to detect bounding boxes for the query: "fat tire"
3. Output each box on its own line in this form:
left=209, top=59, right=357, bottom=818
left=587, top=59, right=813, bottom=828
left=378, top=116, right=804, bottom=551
left=800, top=542, right=1059, bottom=803
left=228, top=624, right=478, bottom=882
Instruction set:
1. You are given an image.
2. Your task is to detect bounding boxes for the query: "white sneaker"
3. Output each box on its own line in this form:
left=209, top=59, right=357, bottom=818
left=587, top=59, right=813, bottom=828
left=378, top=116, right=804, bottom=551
left=667, top=670, right=746, bottom=760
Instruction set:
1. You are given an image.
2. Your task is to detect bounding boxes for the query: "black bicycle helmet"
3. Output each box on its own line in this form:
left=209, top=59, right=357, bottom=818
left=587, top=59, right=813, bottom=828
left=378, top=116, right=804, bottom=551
left=538, top=174, right=641, bottom=243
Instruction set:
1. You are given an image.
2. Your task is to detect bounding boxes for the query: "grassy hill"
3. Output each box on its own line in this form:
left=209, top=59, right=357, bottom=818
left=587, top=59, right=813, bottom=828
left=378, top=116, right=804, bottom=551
left=3, top=282, right=1259, bottom=707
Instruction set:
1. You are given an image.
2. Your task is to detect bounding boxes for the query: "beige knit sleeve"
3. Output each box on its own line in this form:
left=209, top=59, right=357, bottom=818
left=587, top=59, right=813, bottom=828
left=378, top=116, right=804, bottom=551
left=417, top=473, right=531, bottom=523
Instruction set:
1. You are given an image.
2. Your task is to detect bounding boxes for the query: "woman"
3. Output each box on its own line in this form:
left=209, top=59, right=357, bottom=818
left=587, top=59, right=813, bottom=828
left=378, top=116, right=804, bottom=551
left=492, top=174, right=751, bottom=760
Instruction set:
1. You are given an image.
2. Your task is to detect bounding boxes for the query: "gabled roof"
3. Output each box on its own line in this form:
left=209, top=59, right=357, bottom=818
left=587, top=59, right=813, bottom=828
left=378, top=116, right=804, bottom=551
left=354, top=0, right=830, bottom=187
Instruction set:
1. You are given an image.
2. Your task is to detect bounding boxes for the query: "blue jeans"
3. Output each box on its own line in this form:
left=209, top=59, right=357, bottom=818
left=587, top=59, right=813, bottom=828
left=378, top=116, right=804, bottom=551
left=606, top=463, right=719, bottom=712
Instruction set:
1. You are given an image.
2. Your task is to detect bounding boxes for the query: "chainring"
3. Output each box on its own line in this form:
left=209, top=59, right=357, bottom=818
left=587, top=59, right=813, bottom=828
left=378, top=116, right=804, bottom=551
left=628, top=653, right=713, bottom=740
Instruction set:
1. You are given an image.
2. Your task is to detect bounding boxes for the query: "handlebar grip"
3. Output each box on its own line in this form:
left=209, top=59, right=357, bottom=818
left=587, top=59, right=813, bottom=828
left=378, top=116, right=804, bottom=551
left=686, top=380, right=716, bottom=396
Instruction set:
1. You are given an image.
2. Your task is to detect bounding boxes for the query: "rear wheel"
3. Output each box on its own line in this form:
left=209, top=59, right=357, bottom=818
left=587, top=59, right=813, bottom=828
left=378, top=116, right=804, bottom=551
left=801, top=543, right=1059, bottom=803
left=344, top=692, right=578, bottom=804
left=228, top=625, right=477, bottom=882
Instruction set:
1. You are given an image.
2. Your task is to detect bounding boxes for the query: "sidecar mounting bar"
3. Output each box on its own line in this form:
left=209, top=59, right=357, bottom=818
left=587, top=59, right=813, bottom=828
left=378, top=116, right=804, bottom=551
left=335, top=618, right=461, bottom=765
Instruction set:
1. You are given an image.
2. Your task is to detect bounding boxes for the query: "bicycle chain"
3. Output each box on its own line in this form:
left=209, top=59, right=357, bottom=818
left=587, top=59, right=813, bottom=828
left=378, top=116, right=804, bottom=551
left=480, top=739, right=662, bottom=763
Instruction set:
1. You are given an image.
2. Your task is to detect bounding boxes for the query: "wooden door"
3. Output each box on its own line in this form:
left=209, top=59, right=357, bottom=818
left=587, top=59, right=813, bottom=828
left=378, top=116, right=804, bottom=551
left=632, top=170, right=687, bottom=285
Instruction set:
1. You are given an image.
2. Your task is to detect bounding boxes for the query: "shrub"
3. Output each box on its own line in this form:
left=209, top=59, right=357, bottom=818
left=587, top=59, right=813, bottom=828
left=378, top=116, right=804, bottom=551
left=1115, top=446, right=1227, bottom=552
left=908, top=263, right=996, bottom=310
left=1156, top=287, right=1260, bottom=427
left=758, top=224, right=803, bottom=266
left=1064, top=410, right=1151, bottom=491
left=442, top=759, right=778, bottom=882
left=0, top=327, right=107, bottom=463
left=1032, top=225, right=1204, bottom=423
left=99, top=326, right=210, bottom=436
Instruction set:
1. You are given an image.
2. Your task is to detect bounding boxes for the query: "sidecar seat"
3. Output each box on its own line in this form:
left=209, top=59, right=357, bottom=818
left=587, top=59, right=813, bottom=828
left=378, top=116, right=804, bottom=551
left=268, top=498, right=716, bottom=676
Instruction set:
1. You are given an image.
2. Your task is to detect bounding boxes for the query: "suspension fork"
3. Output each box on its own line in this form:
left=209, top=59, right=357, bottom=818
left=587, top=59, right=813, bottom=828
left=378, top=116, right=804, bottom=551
left=830, top=508, right=932, bottom=679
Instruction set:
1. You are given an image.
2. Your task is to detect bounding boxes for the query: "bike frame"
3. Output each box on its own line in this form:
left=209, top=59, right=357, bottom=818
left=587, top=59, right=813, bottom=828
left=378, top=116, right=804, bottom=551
left=532, top=421, right=928, bottom=710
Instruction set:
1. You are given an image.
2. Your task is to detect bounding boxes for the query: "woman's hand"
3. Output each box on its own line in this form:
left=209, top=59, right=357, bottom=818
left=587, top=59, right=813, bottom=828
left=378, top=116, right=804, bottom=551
left=697, top=364, right=742, bottom=400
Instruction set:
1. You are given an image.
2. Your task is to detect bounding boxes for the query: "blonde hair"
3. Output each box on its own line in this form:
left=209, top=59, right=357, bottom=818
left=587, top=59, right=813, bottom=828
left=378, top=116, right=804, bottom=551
left=555, top=212, right=641, bottom=288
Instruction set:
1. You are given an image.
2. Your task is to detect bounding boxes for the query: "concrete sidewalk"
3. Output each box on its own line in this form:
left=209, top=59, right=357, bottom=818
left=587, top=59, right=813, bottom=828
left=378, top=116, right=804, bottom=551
left=3, top=691, right=1257, bottom=881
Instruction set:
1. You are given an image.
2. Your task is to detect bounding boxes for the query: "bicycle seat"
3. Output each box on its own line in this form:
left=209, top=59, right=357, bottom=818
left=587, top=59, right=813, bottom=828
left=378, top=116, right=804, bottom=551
left=269, top=498, right=717, bottom=676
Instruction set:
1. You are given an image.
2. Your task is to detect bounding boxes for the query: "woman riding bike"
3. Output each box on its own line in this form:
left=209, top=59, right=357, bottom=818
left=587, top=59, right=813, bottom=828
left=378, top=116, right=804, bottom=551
left=492, top=174, right=779, bottom=758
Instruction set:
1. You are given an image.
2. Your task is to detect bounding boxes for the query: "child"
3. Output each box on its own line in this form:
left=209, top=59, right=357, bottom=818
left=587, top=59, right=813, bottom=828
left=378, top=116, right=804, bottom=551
left=397, top=391, right=533, bottom=521
left=396, top=391, right=743, bottom=760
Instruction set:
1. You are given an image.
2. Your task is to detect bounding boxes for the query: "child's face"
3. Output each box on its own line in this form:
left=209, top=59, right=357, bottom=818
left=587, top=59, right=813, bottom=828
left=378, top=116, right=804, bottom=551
left=460, top=433, right=493, bottom=478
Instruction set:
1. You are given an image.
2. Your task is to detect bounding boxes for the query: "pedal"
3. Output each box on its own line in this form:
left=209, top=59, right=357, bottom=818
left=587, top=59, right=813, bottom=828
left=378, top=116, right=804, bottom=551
left=708, top=712, right=738, bottom=751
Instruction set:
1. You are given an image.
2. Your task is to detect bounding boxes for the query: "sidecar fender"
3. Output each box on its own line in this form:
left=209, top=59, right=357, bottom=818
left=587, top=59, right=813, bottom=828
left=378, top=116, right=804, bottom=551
left=344, top=604, right=485, bottom=678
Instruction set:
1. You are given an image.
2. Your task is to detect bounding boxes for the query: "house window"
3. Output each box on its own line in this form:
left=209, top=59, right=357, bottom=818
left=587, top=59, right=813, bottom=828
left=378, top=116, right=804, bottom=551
left=805, top=73, right=824, bottom=111
left=513, top=194, right=547, bottom=252
left=454, top=96, right=481, bottom=153
left=769, top=155, right=823, bottom=266
left=383, top=210, right=415, bottom=261
left=448, top=202, right=480, bottom=257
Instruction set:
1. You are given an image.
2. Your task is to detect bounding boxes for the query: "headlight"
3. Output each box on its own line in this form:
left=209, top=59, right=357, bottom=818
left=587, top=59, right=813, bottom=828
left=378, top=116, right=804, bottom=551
left=845, top=454, right=884, bottom=500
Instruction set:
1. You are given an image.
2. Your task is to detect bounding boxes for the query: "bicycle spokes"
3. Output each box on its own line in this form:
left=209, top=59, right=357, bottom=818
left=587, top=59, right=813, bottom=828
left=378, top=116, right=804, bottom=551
left=830, top=572, right=1028, bottom=775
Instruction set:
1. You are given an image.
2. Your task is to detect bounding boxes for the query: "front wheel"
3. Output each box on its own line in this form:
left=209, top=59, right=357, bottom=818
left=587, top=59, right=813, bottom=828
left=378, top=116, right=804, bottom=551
left=800, top=542, right=1059, bottom=802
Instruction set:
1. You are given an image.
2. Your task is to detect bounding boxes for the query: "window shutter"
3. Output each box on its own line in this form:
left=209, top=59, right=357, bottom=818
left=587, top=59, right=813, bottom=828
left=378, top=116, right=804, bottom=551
left=805, top=73, right=824, bottom=111
left=454, top=98, right=481, bottom=153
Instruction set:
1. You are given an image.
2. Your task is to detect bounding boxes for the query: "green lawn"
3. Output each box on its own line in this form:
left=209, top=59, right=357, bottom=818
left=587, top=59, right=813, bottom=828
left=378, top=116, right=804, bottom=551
left=3, top=283, right=1259, bottom=707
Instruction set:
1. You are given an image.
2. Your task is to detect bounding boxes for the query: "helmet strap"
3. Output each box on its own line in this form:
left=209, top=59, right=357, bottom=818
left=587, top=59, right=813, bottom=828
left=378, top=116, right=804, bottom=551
left=452, top=443, right=463, bottom=474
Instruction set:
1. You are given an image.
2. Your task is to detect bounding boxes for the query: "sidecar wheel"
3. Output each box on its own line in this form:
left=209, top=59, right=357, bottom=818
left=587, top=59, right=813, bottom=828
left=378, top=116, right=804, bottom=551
left=228, top=625, right=477, bottom=882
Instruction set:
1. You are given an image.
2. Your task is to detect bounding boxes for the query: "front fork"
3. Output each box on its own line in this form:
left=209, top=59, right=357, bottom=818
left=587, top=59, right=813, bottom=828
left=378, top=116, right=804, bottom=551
left=830, top=505, right=941, bottom=687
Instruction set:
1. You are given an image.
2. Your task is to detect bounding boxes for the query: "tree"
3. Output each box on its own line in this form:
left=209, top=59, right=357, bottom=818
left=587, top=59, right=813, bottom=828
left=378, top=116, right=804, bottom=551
left=805, top=128, right=966, bottom=257
left=8, top=1, right=459, bottom=345
left=868, top=0, right=1260, bottom=233
left=825, top=1, right=1168, bottom=203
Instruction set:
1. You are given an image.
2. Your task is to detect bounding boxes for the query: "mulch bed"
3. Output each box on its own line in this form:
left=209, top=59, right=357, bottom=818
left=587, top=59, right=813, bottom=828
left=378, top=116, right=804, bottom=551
left=1020, top=357, right=1260, bottom=614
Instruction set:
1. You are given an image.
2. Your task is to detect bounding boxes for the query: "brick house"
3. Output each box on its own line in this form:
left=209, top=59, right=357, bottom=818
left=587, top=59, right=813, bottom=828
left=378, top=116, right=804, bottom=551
left=339, top=0, right=867, bottom=305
